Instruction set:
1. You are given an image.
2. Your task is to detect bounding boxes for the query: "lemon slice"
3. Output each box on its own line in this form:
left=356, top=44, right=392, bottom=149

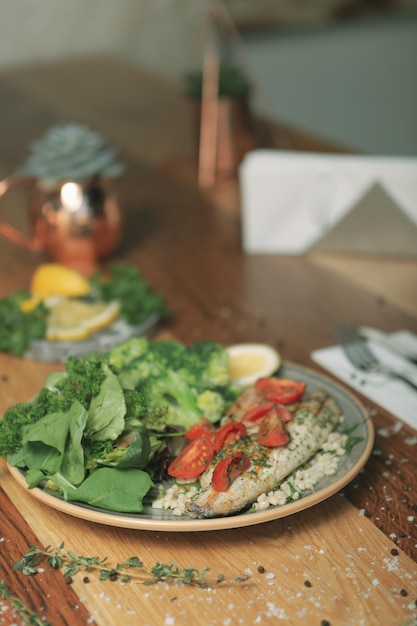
left=46, top=299, right=120, bottom=341
left=20, top=293, right=42, bottom=313
left=30, top=263, right=91, bottom=299
left=227, top=343, right=281, bottom=387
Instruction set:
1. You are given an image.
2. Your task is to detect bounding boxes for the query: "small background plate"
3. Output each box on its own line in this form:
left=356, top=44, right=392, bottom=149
left=23, top=313, right=160, bottom=363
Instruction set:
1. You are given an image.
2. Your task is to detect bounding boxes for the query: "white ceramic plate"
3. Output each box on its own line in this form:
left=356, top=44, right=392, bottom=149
left=8, top=362, right=374, bottom=532
left=23, top=313, right=160, bottom=363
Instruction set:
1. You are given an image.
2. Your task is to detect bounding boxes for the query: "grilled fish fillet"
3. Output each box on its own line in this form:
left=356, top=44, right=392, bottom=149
left=187, top=389, right=341, bottom=518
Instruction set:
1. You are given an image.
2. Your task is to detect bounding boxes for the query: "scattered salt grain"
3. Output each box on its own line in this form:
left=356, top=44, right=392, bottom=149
left=265, top=602, right=287, bottom=619
left=383, top=556, right=399, bottom=572
left=377, top=428, right=391, bottom=438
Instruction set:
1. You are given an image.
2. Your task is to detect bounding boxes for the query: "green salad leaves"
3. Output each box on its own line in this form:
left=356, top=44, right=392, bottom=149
left=0, top=338, right=239, bottom=513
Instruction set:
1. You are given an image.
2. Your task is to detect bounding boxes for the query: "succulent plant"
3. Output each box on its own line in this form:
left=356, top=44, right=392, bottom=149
left=184, top=62, right=251, bottom=99
left=18, top=123, right=125, bottom=186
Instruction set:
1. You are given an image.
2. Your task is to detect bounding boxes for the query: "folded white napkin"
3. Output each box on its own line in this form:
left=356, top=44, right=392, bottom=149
left=240, top=149, right=417, bottom=255
left=311, top=337, right=417, bottom=430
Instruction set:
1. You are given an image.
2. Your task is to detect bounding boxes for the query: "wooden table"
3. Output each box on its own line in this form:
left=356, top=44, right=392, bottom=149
left=0, top=57, right=416, bottom=626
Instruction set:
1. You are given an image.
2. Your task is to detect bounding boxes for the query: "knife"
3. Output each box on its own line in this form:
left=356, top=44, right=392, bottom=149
left=359, top=326, right=417, bottom=363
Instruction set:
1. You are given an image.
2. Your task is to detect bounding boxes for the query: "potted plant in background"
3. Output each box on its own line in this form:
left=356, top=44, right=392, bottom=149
left=184, top=61, right=256, bottom=182
left=0, top=123, right=125, bottom=274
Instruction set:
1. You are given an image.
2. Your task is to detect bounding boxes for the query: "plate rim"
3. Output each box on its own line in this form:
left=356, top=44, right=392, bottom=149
left=7, top=361, right=375, bottom=532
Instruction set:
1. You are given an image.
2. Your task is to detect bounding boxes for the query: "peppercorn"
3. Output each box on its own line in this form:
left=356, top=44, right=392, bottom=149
left=64, top=576, right=73, bottom=585
left=109, top=571, right=118, bottom=581
left=400, top=589, right=408, bottom=597
left=398, top=531, right=407, bottom=537
left=391, top=548, right=399, bottom=556
left=257, top=565, right=265, bottom=574
left=304, top=580, right=312, bottom=588
left=320, top=620, right=331, bottom=626
left=83, top=576, right=90, bottom=584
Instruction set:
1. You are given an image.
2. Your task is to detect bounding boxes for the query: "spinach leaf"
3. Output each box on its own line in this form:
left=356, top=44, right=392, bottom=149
left=66, top=467, right=154, bottom=512
left=9, top=408, right=74, bottom=475
left=8, top=401, right=88, bottom=487
left=60, top=402, right=89, bottom=485
left=113, top=426, right=151, bottom=469
left=86, top=364, right=126, bottom=441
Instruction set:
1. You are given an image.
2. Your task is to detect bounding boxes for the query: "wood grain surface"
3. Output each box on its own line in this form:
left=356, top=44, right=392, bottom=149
left=0, top=57, right=416, bottom=626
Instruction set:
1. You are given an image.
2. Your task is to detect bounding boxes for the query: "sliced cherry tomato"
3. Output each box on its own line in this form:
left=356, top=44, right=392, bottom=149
left=211, top=451, right=251, bottom=492
left=185, top=418, right=216, bottom=441
left=274, top=403, right=294, bottom=423
left=213, top=422, right=247, bottom=453
left=241, top=401, right=274, bottom=423
left=167, top=434, right=214, bottom=479
left=255, top=378, right=306, bottom=405
left=257, top=407, right=290, bottom=447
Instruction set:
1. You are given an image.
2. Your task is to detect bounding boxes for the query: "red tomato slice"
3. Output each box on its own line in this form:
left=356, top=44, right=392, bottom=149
left=185, top=418, right=216, bottom=441
left=255, top=378, right=306, bottom=405
left=257, top=408, right=290, bottom=447
left=213, top=422, right=247, bottom=453
left=167, top=434, right=214, bottom=479
left=274, top=403, right=294, bottom=423
left=241, top=402, right=274, bottom=423
left=211, top=451, right=251, bottom=492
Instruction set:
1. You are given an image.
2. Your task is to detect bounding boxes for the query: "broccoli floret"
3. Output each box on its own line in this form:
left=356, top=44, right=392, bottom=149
left=0, top=402, right=34, bottom=456
left=148, top=340, right=188, bottom=371
left=183, top=341, right=230, bottom=389
left=122, top=389, right=171, bottom=434
left=84, top=439, right=115, bottom=471
left=196, top=390, right=228, bottom=423
left=110, top=339, right=236, bottom=429
left=116, top=349, right=167, bottom=390
left=116, top=340, right=189, bottom=390
left=124, top=389, right=148, bottom=420
left=108, top=337, right=149, bottom=372
left=139, top=370, right=202, bottom=430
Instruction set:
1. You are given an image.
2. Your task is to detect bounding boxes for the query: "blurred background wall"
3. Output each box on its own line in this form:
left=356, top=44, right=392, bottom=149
left=0, top=0, right=416, bottom=156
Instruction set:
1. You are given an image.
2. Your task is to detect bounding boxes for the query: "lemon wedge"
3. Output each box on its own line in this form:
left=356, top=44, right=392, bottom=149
left=46, top=298, right=120, bottom=342
left=30, top=263, right=91, bottom=299
left=227, top=343, right=281, bottom=387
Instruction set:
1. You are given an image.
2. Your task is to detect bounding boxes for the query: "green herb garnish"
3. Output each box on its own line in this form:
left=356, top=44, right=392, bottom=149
left=13, top=543, right=249, bottom=588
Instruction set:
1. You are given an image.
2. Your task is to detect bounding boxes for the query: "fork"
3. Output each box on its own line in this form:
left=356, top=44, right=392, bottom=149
left=333, top=321, right=417, bottom=392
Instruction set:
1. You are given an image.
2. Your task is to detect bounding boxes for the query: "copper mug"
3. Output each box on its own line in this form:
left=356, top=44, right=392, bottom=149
left=0, top=176, right=124, bottom=273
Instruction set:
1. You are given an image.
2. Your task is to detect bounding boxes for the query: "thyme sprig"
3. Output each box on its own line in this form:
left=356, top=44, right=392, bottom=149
left=0, top=579, right=51, bottom=626
left=13, top=542, right=250, bottom=588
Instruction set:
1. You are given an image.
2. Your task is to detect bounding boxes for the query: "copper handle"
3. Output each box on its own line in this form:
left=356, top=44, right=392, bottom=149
left=0, top=176, right=41, bottom=250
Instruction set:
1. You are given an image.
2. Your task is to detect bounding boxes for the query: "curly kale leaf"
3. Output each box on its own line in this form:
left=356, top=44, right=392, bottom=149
left=90, top=263, right=169, bottom=325
left=0, top=291, right=47, bottom=355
